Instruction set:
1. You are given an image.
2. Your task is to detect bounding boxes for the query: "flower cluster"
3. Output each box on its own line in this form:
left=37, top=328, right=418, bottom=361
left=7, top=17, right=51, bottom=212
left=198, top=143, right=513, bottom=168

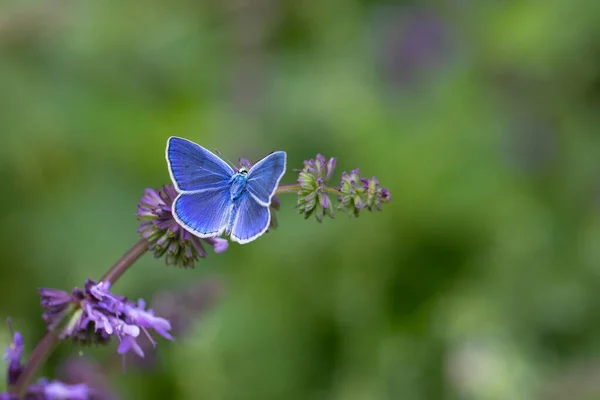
left=297, top=154, right=337, bottom=222
left=39, top=280, right=172, bottom=359
left=0, top=380, right=91, bottom=400
left=1, top=331, right=92, bottom=400
left=3, top=330, right=23, bottom=386
left=297, top=155, right=391, bottom=220
left=137, top=185, right=228, bottom=268
left=338, top=169, right=392, bottom=216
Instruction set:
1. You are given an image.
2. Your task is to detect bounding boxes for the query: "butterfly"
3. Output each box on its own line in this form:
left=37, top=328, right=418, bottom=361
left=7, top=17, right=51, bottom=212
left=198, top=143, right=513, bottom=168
left=165, top=136, right=287, bottom=244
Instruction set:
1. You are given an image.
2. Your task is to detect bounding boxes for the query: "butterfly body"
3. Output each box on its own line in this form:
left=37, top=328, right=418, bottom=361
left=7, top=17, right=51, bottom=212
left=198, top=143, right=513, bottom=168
left=228, top=170, right=248, bottom=202
left=224, top=171, right=249, bottom=234
left=166, top=137, right=286, bottom=244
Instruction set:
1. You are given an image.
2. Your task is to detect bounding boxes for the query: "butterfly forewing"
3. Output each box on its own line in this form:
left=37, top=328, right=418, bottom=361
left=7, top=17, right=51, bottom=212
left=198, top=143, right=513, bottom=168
left=246, top=151, right=286, bottom=206
left=173, top=190, right=232, bottom=238
left=167, top=137, right=235, bottom=193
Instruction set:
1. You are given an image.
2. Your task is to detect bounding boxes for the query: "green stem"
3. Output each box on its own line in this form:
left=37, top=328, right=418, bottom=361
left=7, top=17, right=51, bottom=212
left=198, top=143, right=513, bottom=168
left=12, top=239, right=149, bottom=397
left=276, top=184, right=339, bottom=195
left=275, top=184, right=300, bottom=194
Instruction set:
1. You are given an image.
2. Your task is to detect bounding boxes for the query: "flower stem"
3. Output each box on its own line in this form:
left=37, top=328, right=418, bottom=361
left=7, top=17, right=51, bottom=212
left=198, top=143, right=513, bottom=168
left=12, top=331, right=58, bottom=397
left=276, top=184, right=338, bottom=195
left=101, top=239, right=149, bottom=284
left=13, top=239, right=149, bottom=396
left=275, top=184, right=300, bottom=194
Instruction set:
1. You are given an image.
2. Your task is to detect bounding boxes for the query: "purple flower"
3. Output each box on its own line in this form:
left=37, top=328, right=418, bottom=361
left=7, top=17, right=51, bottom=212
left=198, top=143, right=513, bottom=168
left=117, top=336, right=144, bottom=358
left=39, top=288, right=74, bottom=331
left=42, top=380, right=90, bottom=400
left=297, top=154, right=337, bottom=222
left=123, top=299, right=173, bottom=342
left=3, top=331, right=23, bottom=385
left=1, top=333, right=94, bottom=399
left=237, top=157, right=253, bottom=172
left=39, top=280, right=172, bottom=360
left=338, top=169, right=391, bottom=216
left=204, top=237, right=228, bottom=254
left=137, top=185, right=229, bottom=268
left=0, top=380, right=93, bottom=400
left=3, top=331, right=23, bottom=364
left=39, top=286, right=110, bottom=346
left=24, top=379, right=91, bottom=400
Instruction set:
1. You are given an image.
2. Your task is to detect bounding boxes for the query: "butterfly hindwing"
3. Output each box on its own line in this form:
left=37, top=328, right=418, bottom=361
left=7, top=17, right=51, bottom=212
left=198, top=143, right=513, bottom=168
left=166, top=137, right=235, bottom=193
left=246, top=151, right=286, bottom=206
left=172, top=189, right=232, bottom=238
left=230, top=193, right=271, bottom=244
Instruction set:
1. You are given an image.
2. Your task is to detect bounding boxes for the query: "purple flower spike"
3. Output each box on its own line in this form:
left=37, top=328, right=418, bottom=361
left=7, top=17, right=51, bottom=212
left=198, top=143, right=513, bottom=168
left=2, top=332, right=91, bottom=397
left=297, top=154, right=337, bottom=222
left=124, top=300, right=173, bottom=342
left=39, top=280, right=173, bottom=360
left=11, top=379, right=94, bottom=400
left=43, top=380, right=91, bottom=400
left=39, top=288, right=74, bottom=330
left=3, top=331, right=23, bottom=363
left=117, top=335, right=144, bottom=358
left=4, top=330, right=24, bottom=385
left=0, top=379, right=94, bottom=399
left=205, top=237, right=228, bottom=253
left=137, top=184, right=229, bottom=268
left=338, top=170, right=391, bottom=216
left=237, top=157, right=253, bottom=171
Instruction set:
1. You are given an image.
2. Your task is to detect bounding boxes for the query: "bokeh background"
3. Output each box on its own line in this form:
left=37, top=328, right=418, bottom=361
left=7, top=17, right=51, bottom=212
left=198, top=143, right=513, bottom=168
left=2, top=0, right=600, bottom=399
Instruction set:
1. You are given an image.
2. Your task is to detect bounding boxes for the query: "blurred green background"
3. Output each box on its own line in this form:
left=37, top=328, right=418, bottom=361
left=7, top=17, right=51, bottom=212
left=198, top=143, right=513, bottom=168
left=2, top=0, right=600, bottom=399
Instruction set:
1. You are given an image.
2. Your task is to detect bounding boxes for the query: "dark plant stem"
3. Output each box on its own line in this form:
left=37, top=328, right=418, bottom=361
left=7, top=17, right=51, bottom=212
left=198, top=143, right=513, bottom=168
left=12, top=331, right=58, bottom=397
left=13, top=239, right=149, bottom=397
left=101, top=239, right=149, bottom=284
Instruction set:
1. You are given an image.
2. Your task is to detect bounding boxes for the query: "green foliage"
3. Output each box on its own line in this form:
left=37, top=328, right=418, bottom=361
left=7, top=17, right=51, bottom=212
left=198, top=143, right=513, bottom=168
left=3, top=0, right=600, bottom=399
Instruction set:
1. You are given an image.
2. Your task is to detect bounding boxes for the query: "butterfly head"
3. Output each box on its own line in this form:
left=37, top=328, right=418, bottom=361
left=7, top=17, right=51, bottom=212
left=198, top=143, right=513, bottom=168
left=237, top=157, right=253, bottom=174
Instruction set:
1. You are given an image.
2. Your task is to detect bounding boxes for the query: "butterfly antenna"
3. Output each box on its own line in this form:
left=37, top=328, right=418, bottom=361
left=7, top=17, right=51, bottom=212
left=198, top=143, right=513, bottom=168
left=214, top=149, right=237, bottom=169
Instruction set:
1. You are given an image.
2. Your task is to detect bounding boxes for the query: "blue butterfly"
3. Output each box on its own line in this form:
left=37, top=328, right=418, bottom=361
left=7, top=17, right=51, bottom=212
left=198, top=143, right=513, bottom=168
left=166, top=137, right=287, bottom=244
